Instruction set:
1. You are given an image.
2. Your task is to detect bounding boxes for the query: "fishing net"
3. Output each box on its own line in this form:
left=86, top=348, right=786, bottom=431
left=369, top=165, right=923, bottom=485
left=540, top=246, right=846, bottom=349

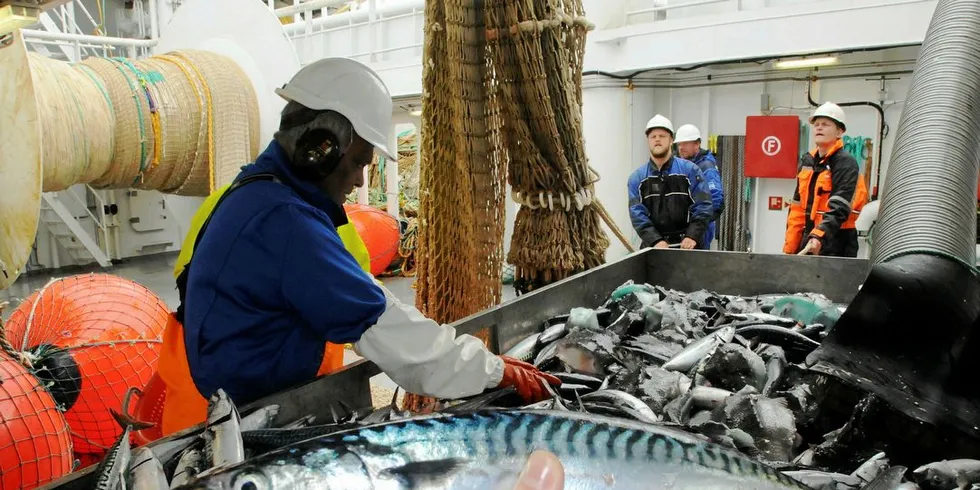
left=30, top=54, right=114, bottom=192
left=1, top=273, right=168, bottom=461
left=24, top=49, right=259, bottom=196
left=0, top=306, right=74, bottom=490
left=485, top=0, right=606, bottom=294
left=414, top=0, right=506, bottom=327
left=715, top=136, right=750, bottom=251
left=407, top=0, right=599, bottom=413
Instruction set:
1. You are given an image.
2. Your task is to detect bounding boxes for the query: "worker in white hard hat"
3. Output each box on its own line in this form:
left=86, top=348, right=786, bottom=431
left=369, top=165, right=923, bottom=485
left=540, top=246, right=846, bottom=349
left=674, top=124, right=724, bottom=249
left=628, top=114, right=714, bottom=250
left=165, top=57, right=558, bottom=420
left=784, top=102, right=868, bottom=257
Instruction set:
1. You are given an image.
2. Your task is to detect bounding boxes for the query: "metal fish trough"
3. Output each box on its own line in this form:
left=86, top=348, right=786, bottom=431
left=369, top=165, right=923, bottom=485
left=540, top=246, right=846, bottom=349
left=39, top=249, right=980, bottom=489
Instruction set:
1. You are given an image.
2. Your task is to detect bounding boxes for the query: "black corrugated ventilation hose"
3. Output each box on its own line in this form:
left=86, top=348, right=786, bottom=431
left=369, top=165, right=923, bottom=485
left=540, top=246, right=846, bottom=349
left=806, top=0, right=980, bottom=465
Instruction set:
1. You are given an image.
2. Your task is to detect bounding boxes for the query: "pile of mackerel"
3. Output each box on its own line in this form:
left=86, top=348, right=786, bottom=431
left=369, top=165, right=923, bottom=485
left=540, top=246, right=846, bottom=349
left=91, top=281, right=980, bottom=490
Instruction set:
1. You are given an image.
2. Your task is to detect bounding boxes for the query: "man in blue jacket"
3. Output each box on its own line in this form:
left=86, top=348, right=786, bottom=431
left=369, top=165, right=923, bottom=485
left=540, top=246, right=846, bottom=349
left=628, top=115, right=713, bottom=250
left=181, top=57, right=558, bottom=407
left=675, top=124, right=724, bottom=249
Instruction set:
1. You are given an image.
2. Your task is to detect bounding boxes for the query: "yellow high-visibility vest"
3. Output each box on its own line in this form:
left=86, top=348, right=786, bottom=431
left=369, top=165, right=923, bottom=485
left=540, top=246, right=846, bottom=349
left=173, top=183, right=372, bottom=279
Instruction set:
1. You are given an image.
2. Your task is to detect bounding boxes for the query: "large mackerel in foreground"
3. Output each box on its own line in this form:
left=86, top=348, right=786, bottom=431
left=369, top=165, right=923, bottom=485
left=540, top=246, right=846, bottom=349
left=175, top=409, right=811, bottom=489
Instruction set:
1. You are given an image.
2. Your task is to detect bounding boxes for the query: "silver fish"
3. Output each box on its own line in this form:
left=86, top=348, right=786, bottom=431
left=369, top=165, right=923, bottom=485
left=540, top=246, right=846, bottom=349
left=533, top=340, right=560, bottom=368
left=663, top=326, right=736, bottom=372
left=860, top=466, right=906, bottom=490
left=758, top=345, right=787, bottom=397
left=538, top=322, right=568, bottom=344
left=92, top=415, right=134, bottom=490
left=502, top=332, right=541, bottom=363
left=783, top=470, right=863, bottom=489
left=128, top=447, right=169, bottom=490
left=202, top=389, right=244, bottom=469
left=913, top=459, right=980, bottom=490
left=851, top=451, right=889, bottom=483
left=175, top=410, right=809, bottom=489
left=692, top=386, right=733, bottom=410
left=580, top=389, right=660, bottom=424
left=240, top=404, right=281, bottom=432
left=170, top=448, right=205, bottom=489
left=93, top=388, right=153, bottom=490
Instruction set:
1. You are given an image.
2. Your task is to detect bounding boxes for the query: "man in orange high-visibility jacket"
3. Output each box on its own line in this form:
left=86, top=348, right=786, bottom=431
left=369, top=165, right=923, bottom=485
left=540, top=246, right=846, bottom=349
left=784, top=102, right=869, bottom=257
left=154, top=185, right=372, bottom=436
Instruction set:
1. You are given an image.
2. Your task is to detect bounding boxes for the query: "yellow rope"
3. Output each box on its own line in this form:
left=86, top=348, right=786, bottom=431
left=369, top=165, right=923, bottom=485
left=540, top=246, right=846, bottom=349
left=158, top=53, right=215, bottom=193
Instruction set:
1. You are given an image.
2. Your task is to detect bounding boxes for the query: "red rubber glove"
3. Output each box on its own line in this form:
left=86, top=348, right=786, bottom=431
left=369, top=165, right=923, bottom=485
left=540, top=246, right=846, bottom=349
left=497, top=356, right=561, bottom=404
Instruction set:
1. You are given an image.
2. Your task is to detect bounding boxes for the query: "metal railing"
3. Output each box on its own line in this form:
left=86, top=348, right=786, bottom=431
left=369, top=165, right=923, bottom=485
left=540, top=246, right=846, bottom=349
left=21, top=0, right=157, bottom=61
left=275, top=0, right=425, bottom=65
left=271, top=0, right=923, bottom=64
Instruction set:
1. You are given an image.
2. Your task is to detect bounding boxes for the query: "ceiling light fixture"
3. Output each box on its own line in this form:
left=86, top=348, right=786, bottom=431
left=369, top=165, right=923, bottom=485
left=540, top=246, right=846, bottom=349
left=773, top=56, right=839, bottom=70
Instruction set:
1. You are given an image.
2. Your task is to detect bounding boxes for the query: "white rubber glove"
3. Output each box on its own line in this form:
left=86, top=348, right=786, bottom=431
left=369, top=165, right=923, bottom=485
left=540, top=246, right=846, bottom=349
left=353, top=284, right=505, bottom=399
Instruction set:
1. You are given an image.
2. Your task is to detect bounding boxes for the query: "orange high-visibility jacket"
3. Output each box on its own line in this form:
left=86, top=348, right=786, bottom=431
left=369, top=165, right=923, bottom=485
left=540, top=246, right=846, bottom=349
left=784, top=139, right=868, bottom=255
left=155, top=183, right=373, bottom=437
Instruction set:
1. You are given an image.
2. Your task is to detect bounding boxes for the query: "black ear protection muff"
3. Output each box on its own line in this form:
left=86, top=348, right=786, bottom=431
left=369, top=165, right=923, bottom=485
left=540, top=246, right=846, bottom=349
left=291, top=128, right=343, bottom=181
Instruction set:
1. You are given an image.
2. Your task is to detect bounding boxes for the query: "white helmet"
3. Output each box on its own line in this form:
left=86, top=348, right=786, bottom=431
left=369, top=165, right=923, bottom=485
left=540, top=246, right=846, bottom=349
left=810, top=102, right=846, bottom=131
left=276, top=57, right=397, bottom=161
left=675, top=124, right=701, bottom=143
left=645, top=114, right=674, bottom=136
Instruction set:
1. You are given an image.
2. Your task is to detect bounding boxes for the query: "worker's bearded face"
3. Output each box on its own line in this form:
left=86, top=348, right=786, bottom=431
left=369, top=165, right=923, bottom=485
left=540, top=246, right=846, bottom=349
left=647, top=129, right=673, bottom=160
left=321, top=134, right=375, bottom=205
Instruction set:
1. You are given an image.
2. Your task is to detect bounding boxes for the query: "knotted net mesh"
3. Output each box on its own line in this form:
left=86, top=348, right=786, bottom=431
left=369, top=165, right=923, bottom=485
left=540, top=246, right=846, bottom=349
left=408, top=0, right=603, bottom=412
left=486, top=0, right=606, bottom=294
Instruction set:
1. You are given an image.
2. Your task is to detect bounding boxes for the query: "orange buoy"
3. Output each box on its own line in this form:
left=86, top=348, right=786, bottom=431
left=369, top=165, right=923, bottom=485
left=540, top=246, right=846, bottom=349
left=344, top=203, right=401, bottom=276
left=0, top=352, right=73, bottom=489
left=4, top=273, right=169, bottom=458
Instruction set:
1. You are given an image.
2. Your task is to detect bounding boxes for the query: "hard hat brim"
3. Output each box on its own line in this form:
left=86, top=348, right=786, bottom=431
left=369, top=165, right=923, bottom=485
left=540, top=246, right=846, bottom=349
left=275, top=86, right=398, bottom=161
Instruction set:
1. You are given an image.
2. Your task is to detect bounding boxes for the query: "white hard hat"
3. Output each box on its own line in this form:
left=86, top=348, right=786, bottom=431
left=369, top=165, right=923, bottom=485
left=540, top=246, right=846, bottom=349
left=810, top=102, right=846, bottom=131
left=276, top=57, right=397, bottom=161
left=645, top=114, right=674, bottom=136
left=675, top=124, right=701, bottom=143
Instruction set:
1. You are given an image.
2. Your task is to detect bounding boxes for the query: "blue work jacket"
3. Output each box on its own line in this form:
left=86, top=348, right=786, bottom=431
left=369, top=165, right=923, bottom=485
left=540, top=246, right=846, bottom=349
left=183, top=141, right=386, bottom=405
left=690, top=149, right=725, bottom=248
left=628, top=155, right=713, bottom=248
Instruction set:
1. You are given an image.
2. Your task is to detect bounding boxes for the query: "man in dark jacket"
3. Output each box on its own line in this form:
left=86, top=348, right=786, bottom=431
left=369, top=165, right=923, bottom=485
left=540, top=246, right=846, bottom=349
left=628, top=114, right=713, bottom=250
left=784, top=102, right=868, bottom=257
left=178, top=57, right=558, bottom=409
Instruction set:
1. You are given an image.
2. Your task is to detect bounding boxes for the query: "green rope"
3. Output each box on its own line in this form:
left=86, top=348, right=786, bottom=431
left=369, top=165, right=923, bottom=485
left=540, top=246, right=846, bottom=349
left=113, top=57, right=160, bottom=182
left=104, top=57, right=148, bottom=180
left=75, top=64, right=114, bottom=111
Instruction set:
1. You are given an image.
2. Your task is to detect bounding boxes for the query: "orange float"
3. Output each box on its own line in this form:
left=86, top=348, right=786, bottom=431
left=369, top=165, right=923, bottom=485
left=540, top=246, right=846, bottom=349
left=0, top=352, right=74, bottom=489
left=4, top=273, right=169, bottom=459
left=344, top=203, right=401, bottom=276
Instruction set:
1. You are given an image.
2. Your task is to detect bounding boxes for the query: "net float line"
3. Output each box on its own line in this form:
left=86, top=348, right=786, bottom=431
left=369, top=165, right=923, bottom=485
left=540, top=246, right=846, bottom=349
left=0, top=29, right=260, bottom=290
